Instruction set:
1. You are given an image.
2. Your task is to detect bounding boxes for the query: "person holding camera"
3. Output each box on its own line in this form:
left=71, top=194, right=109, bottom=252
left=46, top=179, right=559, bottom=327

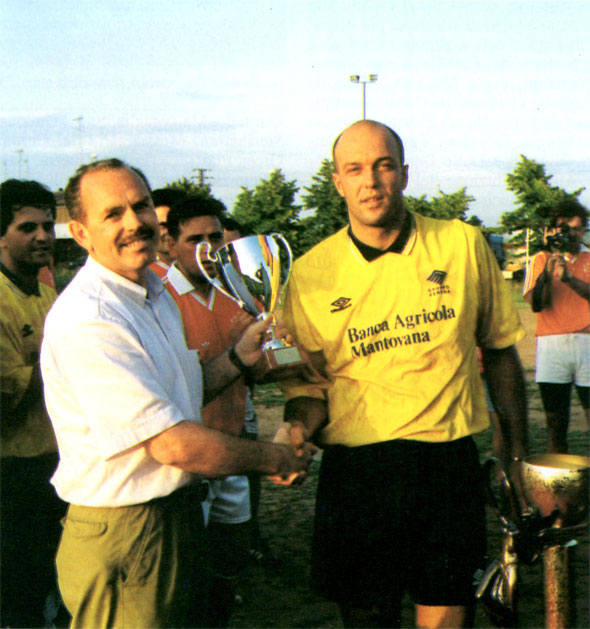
left=523, top=199, right=590, bottom=453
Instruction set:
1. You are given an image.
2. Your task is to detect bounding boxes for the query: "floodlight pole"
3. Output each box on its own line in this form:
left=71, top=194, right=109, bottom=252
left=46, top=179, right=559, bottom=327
left=349, top=74, right=378, bottom=119
left=73, top=116, right=83, bottom=164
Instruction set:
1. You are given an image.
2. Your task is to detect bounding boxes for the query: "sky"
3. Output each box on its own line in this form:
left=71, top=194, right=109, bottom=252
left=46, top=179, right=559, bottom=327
left=1, top=0, right=589, bottom=227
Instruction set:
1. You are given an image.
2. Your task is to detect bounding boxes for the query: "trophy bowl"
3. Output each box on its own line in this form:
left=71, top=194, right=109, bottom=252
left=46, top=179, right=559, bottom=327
left=522, top=454, right=590, bottom=527
left=196, top=233, right=306, bottom=378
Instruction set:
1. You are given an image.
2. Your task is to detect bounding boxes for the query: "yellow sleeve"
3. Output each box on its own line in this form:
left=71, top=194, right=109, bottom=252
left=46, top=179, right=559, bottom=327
left=278, top=268, right=329, bottom=402
left=0, top=299, right=33, bottom=409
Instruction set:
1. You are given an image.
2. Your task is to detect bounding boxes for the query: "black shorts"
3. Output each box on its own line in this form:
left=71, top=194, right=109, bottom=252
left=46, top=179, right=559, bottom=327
left=311, top=437, right=486, bottom=608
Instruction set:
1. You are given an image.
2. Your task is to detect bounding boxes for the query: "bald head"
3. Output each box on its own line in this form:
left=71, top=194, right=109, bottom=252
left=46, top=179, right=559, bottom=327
left=332, top=120, right=405, bottom=172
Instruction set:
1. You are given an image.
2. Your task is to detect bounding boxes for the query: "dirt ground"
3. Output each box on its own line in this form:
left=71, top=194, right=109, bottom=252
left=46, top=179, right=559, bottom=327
left=229, top=296, right=590, bottom=628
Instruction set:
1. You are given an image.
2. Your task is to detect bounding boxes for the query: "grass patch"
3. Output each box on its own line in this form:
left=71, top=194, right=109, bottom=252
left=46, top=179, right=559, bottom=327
left=253, top=383, right=287, bottom=407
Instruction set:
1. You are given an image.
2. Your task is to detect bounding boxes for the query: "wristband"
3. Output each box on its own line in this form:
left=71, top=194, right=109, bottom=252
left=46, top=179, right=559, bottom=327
left=228, top=346, right=256, bottom=385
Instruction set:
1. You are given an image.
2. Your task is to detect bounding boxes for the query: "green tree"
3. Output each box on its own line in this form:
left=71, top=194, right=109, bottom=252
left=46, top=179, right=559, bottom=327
left=404, top=188, right=478, bottom=223
left=231, top=169, right=302, bottom=252
left=500, top=155, right=584, bottom=254
left=297, top=159, right=348, bottom=255
left=165, top=175, right=224, bottom=207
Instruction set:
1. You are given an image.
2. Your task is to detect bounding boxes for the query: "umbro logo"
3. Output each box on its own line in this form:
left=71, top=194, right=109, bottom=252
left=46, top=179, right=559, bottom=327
left=331, top=297, right=352, bottom=313
left=427, top=270, right=447, bottom=285
left=21, top=324, right=34, bottom=338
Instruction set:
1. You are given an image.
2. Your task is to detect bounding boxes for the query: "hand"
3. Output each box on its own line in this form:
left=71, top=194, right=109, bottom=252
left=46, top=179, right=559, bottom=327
left=270, top=319, right=295, bottom=347
left=547, top=254, right=568, bottom=282
left=542, top=225, right=554, bottom=247
left=233, top=315, right=273, bottom=367
left=507, top=458, right=534, bottom=515
left=228, top=311, right=255, bottom=346
left=268, top=422, right=317, bottom=485
left=268, top=441, right=317, bottom=486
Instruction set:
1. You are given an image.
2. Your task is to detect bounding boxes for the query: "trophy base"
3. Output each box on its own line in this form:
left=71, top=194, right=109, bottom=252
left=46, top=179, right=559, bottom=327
left=260, top=345, right=306, bottom=382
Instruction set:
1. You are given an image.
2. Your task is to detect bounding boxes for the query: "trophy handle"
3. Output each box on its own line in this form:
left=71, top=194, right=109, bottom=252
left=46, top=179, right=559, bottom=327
left=195, top=241, right=240, bottom=305
left=270, top=232, right=293, bottom=289
left=261, top=233, right=293, bottom=315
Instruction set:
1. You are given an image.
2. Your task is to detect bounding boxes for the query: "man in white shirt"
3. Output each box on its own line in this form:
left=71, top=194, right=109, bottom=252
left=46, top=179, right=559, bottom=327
left=40, top=158, right=314, bottom=628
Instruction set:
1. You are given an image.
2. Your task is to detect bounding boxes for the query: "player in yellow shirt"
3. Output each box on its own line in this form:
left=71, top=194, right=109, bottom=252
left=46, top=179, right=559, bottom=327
left=0, top=179, right=67, bottom=627
left=277, top=121, right=529, bottom=628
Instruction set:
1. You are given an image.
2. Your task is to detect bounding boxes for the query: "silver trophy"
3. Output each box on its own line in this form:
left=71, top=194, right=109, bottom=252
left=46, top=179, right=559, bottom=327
left=196, top=233, right=305, bottom=378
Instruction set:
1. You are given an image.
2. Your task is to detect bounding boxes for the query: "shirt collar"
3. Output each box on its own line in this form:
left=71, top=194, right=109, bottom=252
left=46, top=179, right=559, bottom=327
left=348, top=211, right=414, bottom=262
left=0, top=261, right=41, bottom=296
left=166, top=263, right=212, bottom=307
left=84, top=256, right=165, bottom=305
left=166, top=262, right=197, bottom=296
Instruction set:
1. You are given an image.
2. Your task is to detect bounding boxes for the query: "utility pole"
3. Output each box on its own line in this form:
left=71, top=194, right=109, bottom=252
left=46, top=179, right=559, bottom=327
left=191, top=168, right=212, bottom=187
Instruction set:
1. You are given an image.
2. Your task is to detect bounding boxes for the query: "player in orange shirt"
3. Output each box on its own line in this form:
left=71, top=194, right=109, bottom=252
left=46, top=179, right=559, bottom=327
left=149, top=188, right=186, bottom=278
left=164, top=196, right=253, bottom=627
left=523, top=199, right=590, bottom=452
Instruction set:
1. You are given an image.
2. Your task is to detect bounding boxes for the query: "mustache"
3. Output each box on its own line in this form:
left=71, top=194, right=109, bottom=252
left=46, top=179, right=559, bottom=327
left=119, top=226, right=156, bottom=246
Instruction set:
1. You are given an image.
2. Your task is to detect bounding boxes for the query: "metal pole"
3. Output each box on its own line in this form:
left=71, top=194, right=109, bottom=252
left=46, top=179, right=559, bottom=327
left=74, top=116, right=83, bottom=164
left=349, top=75, right=377, bottom=120
left=543, top=543, right=573, bottom=628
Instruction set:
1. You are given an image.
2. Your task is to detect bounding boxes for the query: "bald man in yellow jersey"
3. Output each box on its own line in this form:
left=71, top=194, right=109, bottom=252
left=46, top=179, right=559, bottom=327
left=277, top=121, right=529, bottom=628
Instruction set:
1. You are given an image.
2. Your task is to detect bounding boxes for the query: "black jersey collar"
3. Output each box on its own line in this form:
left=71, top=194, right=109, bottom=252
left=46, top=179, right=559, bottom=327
left=348, top=212, right=412, bottom=262
left=0, top=262, right=41, bottom=296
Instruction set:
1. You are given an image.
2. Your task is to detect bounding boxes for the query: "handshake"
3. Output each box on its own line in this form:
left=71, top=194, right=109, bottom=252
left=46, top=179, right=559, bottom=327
left=268, top=421, right=318, bottom=486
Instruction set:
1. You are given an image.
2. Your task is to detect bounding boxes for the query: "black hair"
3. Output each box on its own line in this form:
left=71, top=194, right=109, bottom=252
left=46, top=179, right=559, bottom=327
left=549, top=198, right=588, bottom=229
left=0, top=179, right=56, bottom=236
left=151, top=188, right=187, bottom=210
left=167, top=196, right=226, bottom=241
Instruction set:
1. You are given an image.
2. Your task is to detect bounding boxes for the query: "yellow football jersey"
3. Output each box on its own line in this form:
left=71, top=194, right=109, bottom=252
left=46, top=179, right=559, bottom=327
left=1, top=271, right=57, bottom=457
left=281, top=213, right=524, bottom=447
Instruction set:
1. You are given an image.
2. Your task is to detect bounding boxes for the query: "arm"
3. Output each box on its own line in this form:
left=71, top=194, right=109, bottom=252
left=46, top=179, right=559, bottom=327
left=144, top=419, right=315, bottom=477
left=481, top=345, right=529, bottom=506
left=560, top=267, right=590, bottom=300
left=200, top=315, right=271, bottom=404
left=0, top=311, right=45, bottom=430
left=481, top=345, right=528, bottom=461
left=267, top=396, right=327, bottom=486
left=530, top=265, right=552, bottom=312
left=283, top=396, right=329, bottom=448
left=523, top=252, right=551, bottom=312
left=532, top=254, right=590, bottom=308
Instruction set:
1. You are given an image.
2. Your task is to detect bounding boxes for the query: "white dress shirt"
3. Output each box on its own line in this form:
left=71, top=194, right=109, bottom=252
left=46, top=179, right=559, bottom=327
left=41, top=257, right=204, bottom=507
